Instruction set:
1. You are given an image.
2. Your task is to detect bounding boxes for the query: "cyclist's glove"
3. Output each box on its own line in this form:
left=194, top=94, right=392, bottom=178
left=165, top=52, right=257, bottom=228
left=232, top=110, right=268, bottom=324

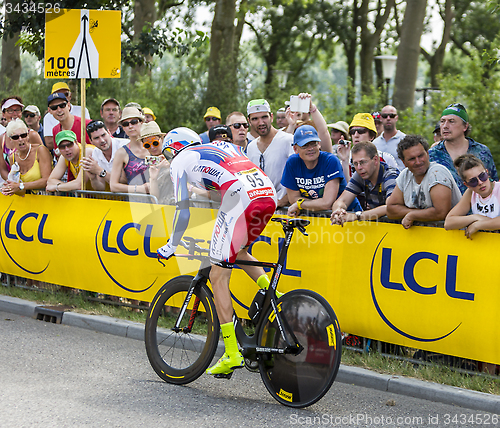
left=157, top=241, right=177, bottom=260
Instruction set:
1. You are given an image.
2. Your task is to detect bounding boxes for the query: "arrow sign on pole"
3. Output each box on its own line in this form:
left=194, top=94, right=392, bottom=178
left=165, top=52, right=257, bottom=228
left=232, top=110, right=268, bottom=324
left=69, top=10, right=99, bottom=79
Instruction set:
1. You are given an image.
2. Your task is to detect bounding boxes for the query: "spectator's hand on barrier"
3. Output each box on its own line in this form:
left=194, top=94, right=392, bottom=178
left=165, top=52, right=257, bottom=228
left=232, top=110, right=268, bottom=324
left=136, top=182, right=150, bottom=194
left=157, top=241, right=177, bottom=260
left=81, top=156, right=100, bottom=176
left=401, top=212, right=414, bottom=229
left=1, top=180, right=20, bottom=196
left=465, top=220, right=481, bottom=239
left=331, top=208, right=347, bottom=226
left=287, top=202, right=300, bottom=217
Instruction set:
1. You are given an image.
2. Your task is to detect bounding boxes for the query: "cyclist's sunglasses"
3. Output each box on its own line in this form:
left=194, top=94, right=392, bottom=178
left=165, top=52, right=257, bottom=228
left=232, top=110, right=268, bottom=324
left=446, top=103, right=466, bottom=110
left=466, top=171, right=489, bottom=187
left=122, top=119, right=142, bottom=127
left=10, top=132, right=28, bottom=140
left=23, top=112, right=36, bottom=118
left=49, top=102, right=68, bottom=111
left=230, top=122, right=249, bottom=129
left=349, top=128, right=369, bottom=136
left=381, top=113, right=397, bottom=119
left=86, top=120, right=106, bottom=134
left=143, top=139, right=160, bottom=149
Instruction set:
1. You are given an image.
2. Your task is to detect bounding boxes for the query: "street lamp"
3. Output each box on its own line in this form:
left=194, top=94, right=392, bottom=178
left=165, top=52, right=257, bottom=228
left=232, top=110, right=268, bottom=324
left=375, top=55, right=397, bottom=104
left=274, top=70, right=290, bottom=90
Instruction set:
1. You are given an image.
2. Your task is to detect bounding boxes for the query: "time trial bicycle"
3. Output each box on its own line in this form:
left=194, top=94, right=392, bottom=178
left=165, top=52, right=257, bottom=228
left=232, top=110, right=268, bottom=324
left=145, top=217, right=342, bottom=408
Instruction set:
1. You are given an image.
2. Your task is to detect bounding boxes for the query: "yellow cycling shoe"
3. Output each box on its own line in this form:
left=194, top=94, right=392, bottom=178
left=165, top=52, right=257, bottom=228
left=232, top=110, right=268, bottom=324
left=206, top=352, right=244, bottom=378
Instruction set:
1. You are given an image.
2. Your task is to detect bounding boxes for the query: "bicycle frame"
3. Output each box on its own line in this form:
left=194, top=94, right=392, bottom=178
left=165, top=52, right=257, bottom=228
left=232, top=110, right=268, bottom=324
left=172, top=218, right=309, bottom=358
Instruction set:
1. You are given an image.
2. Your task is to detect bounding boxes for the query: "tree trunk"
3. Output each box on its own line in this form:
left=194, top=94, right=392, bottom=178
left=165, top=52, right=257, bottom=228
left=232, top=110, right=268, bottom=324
left=393, top=0, right=428, bottom=111
left=131, top=0, right=157, bottom=82
left=206, top=0, right=238, bottom=117
left=359, top=0, right=395, bottom=96
left=0, top=31, right=21, bottom=90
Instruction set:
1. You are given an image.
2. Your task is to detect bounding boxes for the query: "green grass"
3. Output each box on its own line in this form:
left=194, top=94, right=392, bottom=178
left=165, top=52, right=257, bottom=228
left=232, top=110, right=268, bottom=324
left=1, top=284, right=498, bottom=395
left=341, top=348, right=500, bottom=395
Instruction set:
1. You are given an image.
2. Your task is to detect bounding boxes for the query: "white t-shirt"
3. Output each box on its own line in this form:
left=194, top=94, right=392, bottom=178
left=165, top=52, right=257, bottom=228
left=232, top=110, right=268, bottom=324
left=0, top=123, right=5, bottom=136
left=43, top=105, right=91, bottom=138
left=91, top=137, right=128, bottom=171
left=246, top=129, right=293, bottom=199
left=396, top=162, right=462, bottom=209
left=471, top=181, right=500, bottom=218
left=373, top=130, right=406, bottom=170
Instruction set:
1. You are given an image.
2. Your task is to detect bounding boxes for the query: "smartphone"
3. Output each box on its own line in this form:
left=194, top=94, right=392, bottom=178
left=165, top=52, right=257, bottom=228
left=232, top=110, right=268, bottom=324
left=289, top=95, right=310, bottom=113
left=145, top=155, right=162, bottom=166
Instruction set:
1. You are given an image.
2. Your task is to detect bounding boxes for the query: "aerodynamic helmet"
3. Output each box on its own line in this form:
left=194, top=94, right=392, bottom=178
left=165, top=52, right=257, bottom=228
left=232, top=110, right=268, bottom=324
left=162, top=127, right=202, bottom=161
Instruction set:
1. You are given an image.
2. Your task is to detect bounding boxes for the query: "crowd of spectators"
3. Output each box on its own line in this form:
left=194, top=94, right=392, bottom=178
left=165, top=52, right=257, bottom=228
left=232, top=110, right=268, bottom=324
left=0, top=84, right=498, bottom=372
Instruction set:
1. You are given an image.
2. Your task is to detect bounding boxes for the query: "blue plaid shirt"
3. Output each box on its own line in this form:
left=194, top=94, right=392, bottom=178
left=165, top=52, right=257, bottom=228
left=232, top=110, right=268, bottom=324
left=429, top=138, right=499, bottom=194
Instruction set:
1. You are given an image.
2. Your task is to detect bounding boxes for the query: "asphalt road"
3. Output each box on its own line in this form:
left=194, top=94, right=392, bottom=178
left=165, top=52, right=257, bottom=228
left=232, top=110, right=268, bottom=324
left=1, top=311, right=499, bottom=428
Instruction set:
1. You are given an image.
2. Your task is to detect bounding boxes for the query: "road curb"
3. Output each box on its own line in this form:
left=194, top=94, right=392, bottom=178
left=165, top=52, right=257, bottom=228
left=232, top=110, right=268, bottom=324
left=1, top=294, right=499, bottom=413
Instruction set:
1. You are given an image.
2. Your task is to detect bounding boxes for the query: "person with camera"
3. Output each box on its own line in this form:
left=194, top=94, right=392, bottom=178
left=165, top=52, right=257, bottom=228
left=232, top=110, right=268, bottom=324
left=337, top=113, right=398, bottom=180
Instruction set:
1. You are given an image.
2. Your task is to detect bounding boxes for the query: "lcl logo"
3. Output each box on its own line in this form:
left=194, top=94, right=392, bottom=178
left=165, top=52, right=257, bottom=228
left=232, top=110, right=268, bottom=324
left=370, top=234, right=474, bottom=342
left=1, top=207, right=52, bottom=274
left=95, top=213, right=160, bottom=293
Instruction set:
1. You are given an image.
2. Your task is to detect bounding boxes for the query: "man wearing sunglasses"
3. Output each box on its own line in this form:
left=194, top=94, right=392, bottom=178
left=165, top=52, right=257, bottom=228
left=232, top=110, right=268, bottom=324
left=337, top=113, right=398, bottom=180
left=49, top=92, right=91, bottom=150
left=46, top=130, right=95, bottom=193
left=43, top=82, right=91, bottom=151
left=372, top=105, right=406, bottom=170
left=429, top=103, right=498, bottom=194
left=23, top=105, right=44, bottom=146
left=199, top=106, right=222, bottom=144
left=226, top=111, right=249, bottom=152
left=80, top=120, right=128, bottom=191
left=386, top=134, right=462, bottom=229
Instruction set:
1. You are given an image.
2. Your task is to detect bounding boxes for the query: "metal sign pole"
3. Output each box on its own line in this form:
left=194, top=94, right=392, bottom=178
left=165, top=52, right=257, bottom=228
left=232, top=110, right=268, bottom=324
left=80, top=78, right=86, bottom=191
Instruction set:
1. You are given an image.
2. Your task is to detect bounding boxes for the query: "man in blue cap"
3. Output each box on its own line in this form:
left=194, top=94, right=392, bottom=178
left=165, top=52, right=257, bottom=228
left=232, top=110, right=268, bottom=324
left=281, top=124, right=361, bottom=217
left=429, top=103, right=498, bottom=193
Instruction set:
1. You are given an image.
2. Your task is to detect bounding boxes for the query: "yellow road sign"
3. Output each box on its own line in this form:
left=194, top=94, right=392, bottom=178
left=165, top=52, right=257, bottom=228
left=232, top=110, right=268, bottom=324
left=45, top=9, right=121, bottom=79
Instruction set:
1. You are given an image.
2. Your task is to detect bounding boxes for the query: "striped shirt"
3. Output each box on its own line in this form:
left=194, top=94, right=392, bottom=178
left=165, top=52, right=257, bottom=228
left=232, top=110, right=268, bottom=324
left=345, top=162, right=400, bottom=210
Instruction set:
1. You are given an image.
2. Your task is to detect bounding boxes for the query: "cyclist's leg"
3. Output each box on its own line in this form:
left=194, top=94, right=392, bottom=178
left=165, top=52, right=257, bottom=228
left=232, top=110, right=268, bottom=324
left=235, top=248, right=284, bottom=297
left=206, top=264, right=244, bottom=376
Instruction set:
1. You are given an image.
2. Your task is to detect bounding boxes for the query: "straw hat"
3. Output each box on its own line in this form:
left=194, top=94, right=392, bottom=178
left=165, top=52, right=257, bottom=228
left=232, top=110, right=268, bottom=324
left=138, top=121, right=165, bottom=141
left=119, top=106, right=144, bottom=123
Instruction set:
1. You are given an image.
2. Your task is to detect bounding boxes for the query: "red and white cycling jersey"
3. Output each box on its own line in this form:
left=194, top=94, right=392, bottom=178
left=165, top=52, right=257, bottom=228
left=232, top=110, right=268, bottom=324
left=170, top=141, right=277, bottom=266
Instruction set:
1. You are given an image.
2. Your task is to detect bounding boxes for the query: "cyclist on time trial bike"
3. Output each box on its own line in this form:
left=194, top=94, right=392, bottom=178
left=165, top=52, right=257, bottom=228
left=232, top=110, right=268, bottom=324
left=157, top=127, right=278, bottom=377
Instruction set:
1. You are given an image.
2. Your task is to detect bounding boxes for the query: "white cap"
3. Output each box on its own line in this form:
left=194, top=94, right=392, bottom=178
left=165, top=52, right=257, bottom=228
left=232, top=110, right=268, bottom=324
left=2, top=98, right=24, bottom=111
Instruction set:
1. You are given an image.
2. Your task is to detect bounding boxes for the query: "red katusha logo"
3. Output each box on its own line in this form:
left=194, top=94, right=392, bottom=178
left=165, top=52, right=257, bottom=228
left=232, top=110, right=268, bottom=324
left=248, top=187, right=273, bottom=200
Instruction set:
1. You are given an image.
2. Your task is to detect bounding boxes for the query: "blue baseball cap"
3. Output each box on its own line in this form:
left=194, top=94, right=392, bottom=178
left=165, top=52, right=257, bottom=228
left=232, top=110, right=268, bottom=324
left=47, top=92, right=68, bottom=106
left=293, top=125, right=320, bottom=147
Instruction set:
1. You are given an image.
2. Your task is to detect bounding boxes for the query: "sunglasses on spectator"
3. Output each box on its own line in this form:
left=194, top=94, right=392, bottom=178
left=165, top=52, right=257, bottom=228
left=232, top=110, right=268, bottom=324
left=349, top=128, right=369, bottom=136
left=122, top=119, right=141, bottom=127
left=6, top=108, right=22, bottom=114
left=86, top=120, right=106, bottom=133
left=60, top=92, right=70, bottom=98
left=446, top=103, right=466, bottom=110
left=49, top=102, right=68, bottom=111
left=466, top=171, right=489, bottom=187
left=10, top=133, right=28, bottom=140
left=59, top=141, right=75, bottom=149
left=205, top=117, right=219, bottom=122
left=259, top=154, right=265, bottom=170
left=381, top=113, right=397, bottom=119
left=143, top=139, right=160, bottom=149
left=230, top=122, right=249, bottom=129
left=23, top=112, right=36, bottom=118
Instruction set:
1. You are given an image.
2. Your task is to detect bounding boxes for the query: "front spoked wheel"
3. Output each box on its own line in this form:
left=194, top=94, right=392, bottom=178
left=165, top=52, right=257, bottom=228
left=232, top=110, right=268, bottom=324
left=145, top=275, right=220, bottom=385
left=257, top=290, right=341, bottom=408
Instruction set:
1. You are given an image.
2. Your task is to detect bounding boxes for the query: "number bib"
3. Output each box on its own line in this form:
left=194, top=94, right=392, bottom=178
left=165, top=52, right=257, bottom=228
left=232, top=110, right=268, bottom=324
left=235, top=167, right=274, bottom=200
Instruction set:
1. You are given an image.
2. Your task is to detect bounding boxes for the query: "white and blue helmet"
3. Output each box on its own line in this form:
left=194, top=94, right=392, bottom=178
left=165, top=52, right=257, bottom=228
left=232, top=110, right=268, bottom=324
left=162, top=127, right=202, bottom=161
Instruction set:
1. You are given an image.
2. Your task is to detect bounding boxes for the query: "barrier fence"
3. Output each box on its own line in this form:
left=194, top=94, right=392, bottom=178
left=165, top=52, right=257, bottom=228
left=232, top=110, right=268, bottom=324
left=0, top=191, right=498, bottom=369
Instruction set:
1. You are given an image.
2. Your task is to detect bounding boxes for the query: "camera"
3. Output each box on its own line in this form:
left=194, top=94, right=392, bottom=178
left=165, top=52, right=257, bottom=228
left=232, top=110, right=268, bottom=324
left=338, top=139, right=349, bottom=147
left=145, top=155, right=162, bottom=166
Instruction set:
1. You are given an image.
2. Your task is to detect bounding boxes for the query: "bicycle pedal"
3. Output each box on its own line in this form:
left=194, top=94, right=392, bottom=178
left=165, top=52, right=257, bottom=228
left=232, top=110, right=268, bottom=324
left=244, top=358, right=259, bottom=373
left=214, top=371, right=234, bottom=380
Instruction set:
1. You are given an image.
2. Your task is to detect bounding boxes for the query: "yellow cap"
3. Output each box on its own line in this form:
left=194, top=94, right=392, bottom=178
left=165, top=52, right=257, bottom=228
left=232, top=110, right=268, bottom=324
left=203, top=106, right=221, bottom=120
left=51, top=82, right=70, bottom=94
left=143, top=107, right=156, bottom=120
left=349, top=113, right=377, bottom=134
